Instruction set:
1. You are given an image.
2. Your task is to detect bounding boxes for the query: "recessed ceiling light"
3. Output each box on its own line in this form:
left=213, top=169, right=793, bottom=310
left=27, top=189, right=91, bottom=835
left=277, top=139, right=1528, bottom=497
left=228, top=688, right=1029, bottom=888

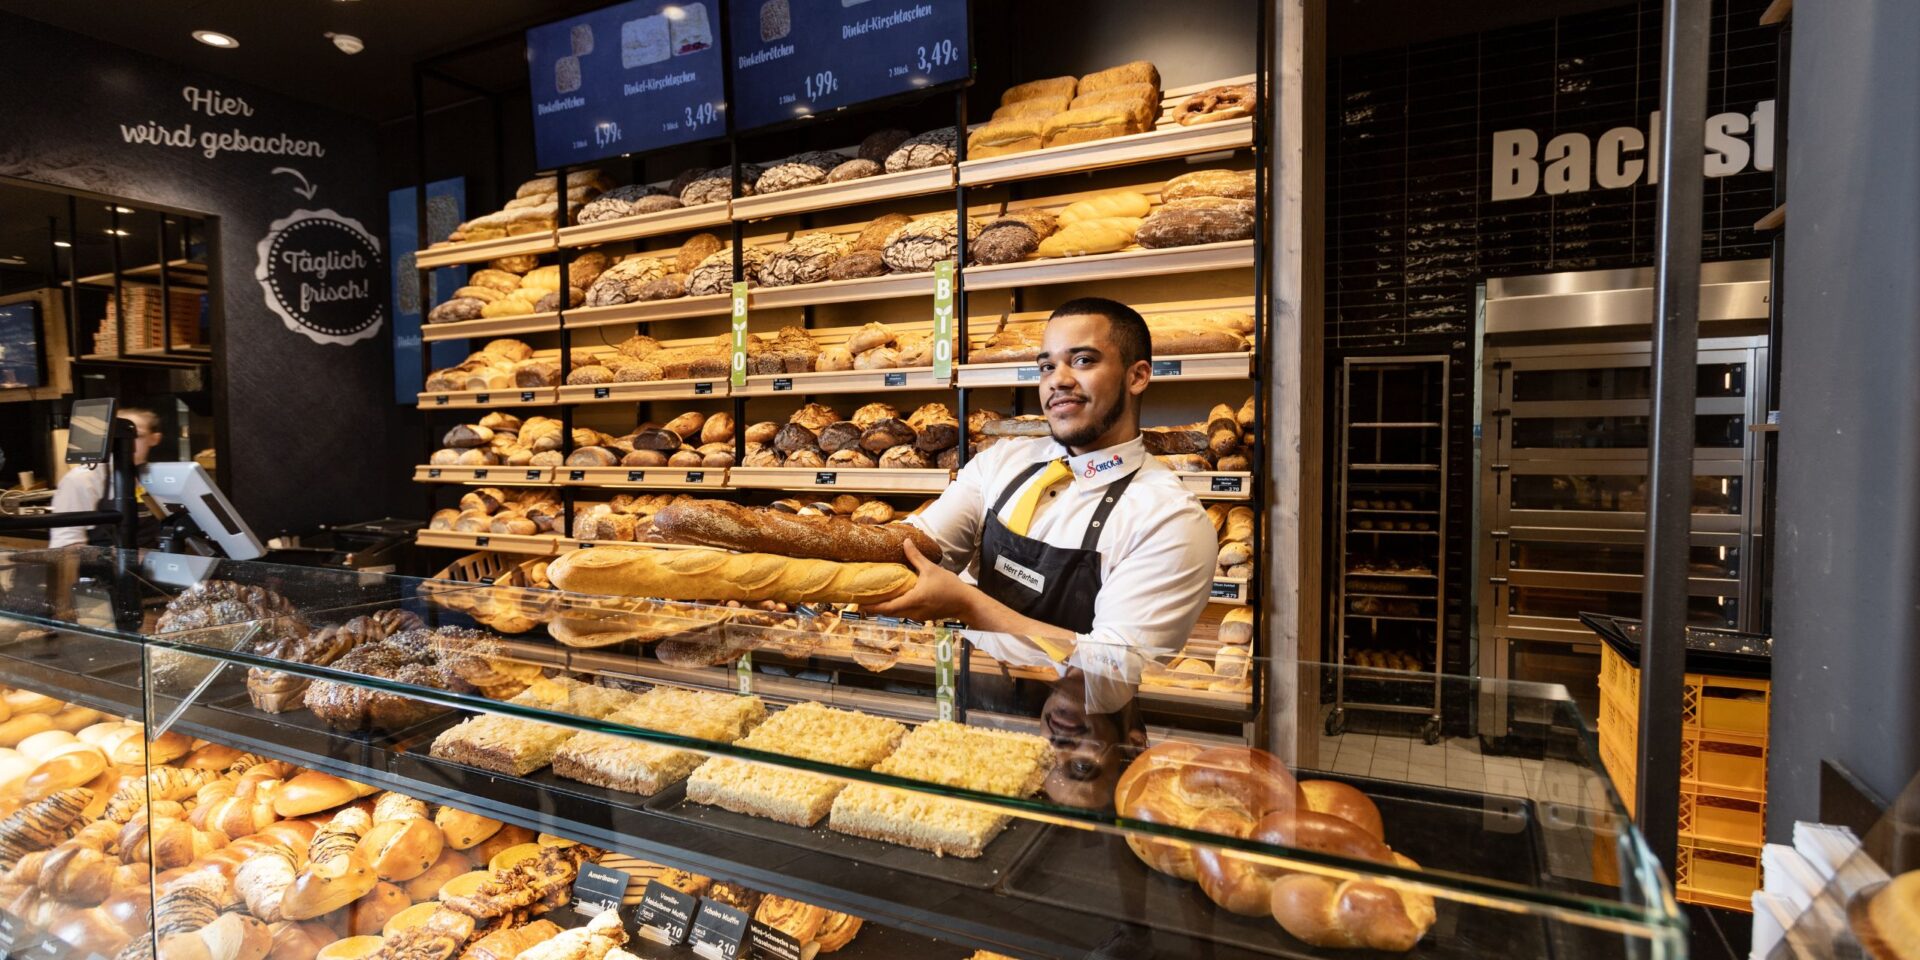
left=53, top=241, right=72, bottom=248
left=327, top=32, right=365, bottom=54
left=193, top=30, right=238, bottom=48
left=108, top=205, right=135, bottom=214
left=105, top=229, right=130, bottom=237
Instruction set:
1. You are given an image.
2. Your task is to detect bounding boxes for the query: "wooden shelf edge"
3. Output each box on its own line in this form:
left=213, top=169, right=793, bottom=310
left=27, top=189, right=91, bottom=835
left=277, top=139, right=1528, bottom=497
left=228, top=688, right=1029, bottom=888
left=561, top=294, right=733, bottom=328
left=557, top=204, right=733, bottom=248
left=420, top=312, right=561, bottom=342
left=1760, top=0, right=1792, bottom=25
left=417, top=233, right=558, bottom=270
left=730, top=166, right=955, bottom=221
left=957, top=117, right=1255, bottom=187
left=963, top=240, right=1256, bottom=291
left=1754, top=203, right=1786, bottom=231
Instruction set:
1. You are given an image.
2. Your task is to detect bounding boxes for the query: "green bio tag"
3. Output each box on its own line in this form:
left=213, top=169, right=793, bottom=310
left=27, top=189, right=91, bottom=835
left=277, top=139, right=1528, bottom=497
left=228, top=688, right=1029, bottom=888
left=933, top=626, right=956, bottom=722
left=730, top=282, right=750, bottom=387
left=736, top=650, right=753, bottom=695
left=932, top=260, right=956, bottom=380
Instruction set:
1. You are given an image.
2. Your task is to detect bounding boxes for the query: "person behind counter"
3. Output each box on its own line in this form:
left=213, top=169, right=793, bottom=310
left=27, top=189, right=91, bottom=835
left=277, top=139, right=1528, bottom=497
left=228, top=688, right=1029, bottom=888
left=46, top=406, right=162, bottom=549
left=867, top=297, right=1218, bottom=700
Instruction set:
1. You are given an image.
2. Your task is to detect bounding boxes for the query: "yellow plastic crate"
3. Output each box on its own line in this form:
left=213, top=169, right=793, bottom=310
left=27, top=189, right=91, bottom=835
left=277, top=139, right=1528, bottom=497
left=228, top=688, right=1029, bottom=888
left=1681, top=789, right=1766, bottom=848
left=1674, top=836, right=1762, bottom=912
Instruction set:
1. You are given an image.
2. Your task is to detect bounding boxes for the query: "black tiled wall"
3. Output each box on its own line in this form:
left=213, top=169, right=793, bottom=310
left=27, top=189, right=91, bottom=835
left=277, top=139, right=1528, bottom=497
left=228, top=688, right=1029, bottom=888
left=1321, top=0, right=1778, bottom=675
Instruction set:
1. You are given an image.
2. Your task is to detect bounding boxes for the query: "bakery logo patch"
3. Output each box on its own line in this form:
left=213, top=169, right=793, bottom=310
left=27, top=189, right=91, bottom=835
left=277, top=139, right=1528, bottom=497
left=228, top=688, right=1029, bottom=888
left=254, top=209, right=384, bottom=346
left=1082, top=453, right=1123, bottom=478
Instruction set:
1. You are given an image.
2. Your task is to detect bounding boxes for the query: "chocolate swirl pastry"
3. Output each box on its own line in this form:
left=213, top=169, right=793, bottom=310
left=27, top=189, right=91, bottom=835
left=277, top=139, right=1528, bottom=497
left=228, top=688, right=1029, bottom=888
left=152, top=581, right=309, bottom=690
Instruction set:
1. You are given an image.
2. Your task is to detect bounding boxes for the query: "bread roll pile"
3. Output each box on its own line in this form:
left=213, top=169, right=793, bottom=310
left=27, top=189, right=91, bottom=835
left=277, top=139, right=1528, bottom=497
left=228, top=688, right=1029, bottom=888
left=565, top=410, right=734, bottom=469
left=1138, top=170, right=1258, bottom=249
left=1209, top=504, right=1255, bottom=581
left=427, top=487, right=564, bottom=537
left=569, top=494, right=695, bottom=544
left=971, top=309, right=1254, bottom=363
left=428, top=413, right=564, bottom=468
left=969, top=60, right=1162, bottom=159
left=578, top=233, right=721, bottom=306
left=1114, top=744, right=1437, bottom=951
left=426, top=254, right=610, bottom=325
left=1141, top=397, right=1257, bottom=473
left=744, top=401, right=961, bottom=470
left=1142, top=642, right=1250, bottom=692
left=1349, top=649, right=1424, bottom=671
left=436, top=170, right=611, bottom=247
left=423, top=340, right=561, bottom=393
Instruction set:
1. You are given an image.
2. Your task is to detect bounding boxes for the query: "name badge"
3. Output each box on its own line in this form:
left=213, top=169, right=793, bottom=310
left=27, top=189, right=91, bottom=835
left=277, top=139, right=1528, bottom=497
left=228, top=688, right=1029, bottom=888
left=993, top=554, right=1046, bottom=592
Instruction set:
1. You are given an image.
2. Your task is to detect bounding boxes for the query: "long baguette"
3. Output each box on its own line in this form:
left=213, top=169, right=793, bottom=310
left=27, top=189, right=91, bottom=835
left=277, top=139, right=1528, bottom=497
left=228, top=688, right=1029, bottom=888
left=650, top=499, right=941, bottom=564
left=549, top=548, right=915, bottom=605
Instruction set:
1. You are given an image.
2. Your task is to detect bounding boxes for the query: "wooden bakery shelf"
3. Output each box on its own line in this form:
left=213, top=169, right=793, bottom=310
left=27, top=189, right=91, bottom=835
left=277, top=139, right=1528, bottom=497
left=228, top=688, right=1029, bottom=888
left=1138, top=681, right=1255, bottom=708
left=557, top=203, right=733, bottom=248
left=412, top=465, right=556, bottom=486
left=961, top=117, right=1255, bottom=187
left=959, top=75, right=1258, bottom=187
left=736, top=366, right=949, bottom=397
left=731, top=165, right=956, bottom=221
left=964, top=240, right=1256, bottom=291
left=1210, top=577, right=1250, bottom=605
left=416, top=386, right=558, bottom=409
left=562, top=294, right=733, bottom=329
left=555, top=465, right=726, bottom=489
left=749, top=269, right=939, bottom=309
left=416, top=233, right=557, bottom=270
left=1179, top=471, right=1253, bottom=500
left=957, top=350, right=1250, bottom=388
left=726, top=466, right=952, bottom=494
left=556, top=378, right=728, bottom=404
left=420, top=311, right=561, bottom=342
left=414, top=529, right=558, bottom=554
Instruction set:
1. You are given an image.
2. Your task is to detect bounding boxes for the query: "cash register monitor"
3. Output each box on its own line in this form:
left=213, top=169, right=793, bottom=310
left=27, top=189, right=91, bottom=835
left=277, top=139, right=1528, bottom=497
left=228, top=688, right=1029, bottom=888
left=138, top=462, right=266, bottom=560
left=66, top=398, right=117, bottom=464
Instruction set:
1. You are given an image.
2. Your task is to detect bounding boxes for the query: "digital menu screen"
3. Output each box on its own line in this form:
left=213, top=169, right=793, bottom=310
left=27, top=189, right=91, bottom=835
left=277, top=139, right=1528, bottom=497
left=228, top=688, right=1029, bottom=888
left=0, top=302, right=43, bottom=390
left=526, top=0, right=729, bottom=170
left=728, top=0, right=971, bottom=132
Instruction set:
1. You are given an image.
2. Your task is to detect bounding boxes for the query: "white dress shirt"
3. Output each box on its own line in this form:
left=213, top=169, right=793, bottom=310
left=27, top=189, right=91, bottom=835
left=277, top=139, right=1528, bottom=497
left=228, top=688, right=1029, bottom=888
left=907, top=433, right=1219, bottom=685
left=47, top=464, right=111, bottom=548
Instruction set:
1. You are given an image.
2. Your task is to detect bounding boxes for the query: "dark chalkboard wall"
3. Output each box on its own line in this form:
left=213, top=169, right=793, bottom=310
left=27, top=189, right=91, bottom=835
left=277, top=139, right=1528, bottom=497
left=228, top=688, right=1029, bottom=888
left=1320, top=0, right=1777, bottom=672
left=0, top=12, right=410, bottom=536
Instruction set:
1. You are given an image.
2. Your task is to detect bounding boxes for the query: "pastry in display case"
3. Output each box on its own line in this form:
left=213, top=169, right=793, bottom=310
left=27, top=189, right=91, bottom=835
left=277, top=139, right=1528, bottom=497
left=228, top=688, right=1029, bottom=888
left=0, top=548, right=1685, bottom=960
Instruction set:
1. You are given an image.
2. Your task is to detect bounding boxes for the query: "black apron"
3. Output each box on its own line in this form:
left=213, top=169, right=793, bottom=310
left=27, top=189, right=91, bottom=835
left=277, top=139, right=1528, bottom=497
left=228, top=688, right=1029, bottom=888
left=969, top=460, right=1137, bottom=715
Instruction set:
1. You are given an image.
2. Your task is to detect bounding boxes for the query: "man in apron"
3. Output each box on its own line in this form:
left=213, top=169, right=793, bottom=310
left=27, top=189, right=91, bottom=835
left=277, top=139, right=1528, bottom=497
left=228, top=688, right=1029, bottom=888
left=868, top=297, right=1218, bottom=743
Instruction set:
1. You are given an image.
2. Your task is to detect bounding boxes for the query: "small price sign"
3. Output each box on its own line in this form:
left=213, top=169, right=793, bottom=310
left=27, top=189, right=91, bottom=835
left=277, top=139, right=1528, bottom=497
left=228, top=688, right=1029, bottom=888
left=627, top=470, right=647, bottom=482
left=433, top=394, right=450, bottom=405
left=748, top=921, right=807, bottom=960
left=1210, top=475, right=1245, bottom=493
left=689, top=899, right=752, bottom=960
left=594, top=387, right=612, bottom=399
left=472, top=469, right=490, bottom=480
left=1016, top=366, right=1040, bottom=383
left=635, top=880, right=699, bottom=945
left=883, top=371, right=907, bottom=387
left=427, top=468, right=442, bottom=479
left=772, top=377, right=794, bottom=391
left=1211, top=580, right=1240, bottom=599
left=1150, top=359, right=1184, bottom=377
left=685, top=471, right=705, bottom=483
left=730, top=282, right=750, bottom=387
left=934, top=626, right=957, bottom=722
left=932, top=260, right=956, bottom=379
left=476, top=393, right=492, bottom=403
left=695, top=381, right=714, bottom=395
left=520, top=390, right=537, bottom=402
left=570, top=863, right=629, bottom=919
left=570, top=470, right=587, bottom=481
left=0, top=908, right=22, bottom=950
left=814, top=471, right=837, bottom=486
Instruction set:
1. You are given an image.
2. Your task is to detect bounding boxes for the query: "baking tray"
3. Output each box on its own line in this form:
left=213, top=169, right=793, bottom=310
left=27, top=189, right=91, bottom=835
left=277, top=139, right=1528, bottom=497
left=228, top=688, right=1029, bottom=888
left=0, top=631, right=146, bottom=717
left=643, top=780, right=1046, bottom=891
left=160, top=675, right=450, bottom=779
left=1002, top=773, right=1554, bottom=960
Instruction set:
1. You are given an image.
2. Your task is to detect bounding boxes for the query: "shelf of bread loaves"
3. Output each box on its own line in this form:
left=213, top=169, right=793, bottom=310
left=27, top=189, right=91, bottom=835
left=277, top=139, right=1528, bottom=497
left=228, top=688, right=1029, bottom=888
left=960, top=173, right=1258, bottom=291
left=556, top=332, right=734, bottom=404
left=728, top=129, right=959, bottom=223
left=421, top=253, right=611, bottom=340
left=418, top=169, right=615, bottom=268
left=960, top=65, right=1257, bottom=187
left=734, top=320, right=948, bottom=396
left=419, top=341, right=564, bottom=409
left=422, top=413, right=566, bottom=474
left=724, top=401, right=969, bottom=494
left=559, top=231, right=736, bottom=329
left=972, top=396, right=1257, bottom=501
left=957, top=296, right=1255, bottom=387
left=562, top=411, right=738, bottom=475
left=421, top=487, right=566, bottom=554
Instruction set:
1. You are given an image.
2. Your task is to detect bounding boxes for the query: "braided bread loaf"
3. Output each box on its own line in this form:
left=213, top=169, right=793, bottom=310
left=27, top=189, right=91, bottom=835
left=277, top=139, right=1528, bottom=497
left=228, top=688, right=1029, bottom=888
left=1114, top=743, right=1436, bottom=951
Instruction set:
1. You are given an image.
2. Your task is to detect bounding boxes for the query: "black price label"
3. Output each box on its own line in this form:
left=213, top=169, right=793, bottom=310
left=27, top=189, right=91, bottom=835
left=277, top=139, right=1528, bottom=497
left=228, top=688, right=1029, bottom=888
left=576, top=541, right=595, bottom=548
left=1211, top=580, right=1239, bottom=599
left=688, top=899, right=751, bottom=960
left=1210, top=475, right=1245, bottom=493
left=1016, top=366, right=1040, bottom=383
left=883, top=371, right=907, bottom=387
left=473, top=469, right=489, bottom=480
left=525, top=470, right=542, bottom=480
left=570, top=863, right=629, bottom=919
left=685, top=471, right=705, bottom=483
left=814, top=471, right=836, bottom=485
left=476, top=393, right=492, bottom=403
left=22, top=933, right=73, bottom=960
left=694, top=381, right=714, bottom=395
left=521, top=391, right=537, bottom=402
left=627, top=470, right=646, bottom=482
left=475, top=536, right=491, bottom=546
left=0, top=908, right=22, bottom=948
left=433, top=395, right=450, bottom=405
left=427, top=468, right=442, bottom=478
left=748, top=922, right=807, bottom=960
left=772, top=377, right=794, bottom=391
left=594, top=387, right=612, bottom=399
left=570, top=470, right=587, bottom=481
left=636, top=881, right=699, bottom=945
left=1150, top=359, right=1184, bottom=377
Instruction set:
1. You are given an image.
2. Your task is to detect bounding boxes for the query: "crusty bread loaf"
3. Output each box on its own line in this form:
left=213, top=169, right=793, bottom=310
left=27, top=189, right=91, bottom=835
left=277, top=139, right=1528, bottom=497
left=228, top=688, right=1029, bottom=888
left=1042, top=105, right=1142, bottom=147
left=1080, top=60, right=1160, bottom=91
left=548, top=548, right=914, bottom=604
left=967, top=119, right=1044, bottom=159
left=1001, top=75, right=1076, bottom=103
left=1035, top=217, right=1141, bottom=258
left=649, top=499, right=940, bottom=563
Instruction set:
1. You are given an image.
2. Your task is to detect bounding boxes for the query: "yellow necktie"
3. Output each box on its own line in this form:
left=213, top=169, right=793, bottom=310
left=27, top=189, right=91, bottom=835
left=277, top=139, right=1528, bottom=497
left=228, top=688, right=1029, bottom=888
left=1005, top=459, right=1073, bottom=536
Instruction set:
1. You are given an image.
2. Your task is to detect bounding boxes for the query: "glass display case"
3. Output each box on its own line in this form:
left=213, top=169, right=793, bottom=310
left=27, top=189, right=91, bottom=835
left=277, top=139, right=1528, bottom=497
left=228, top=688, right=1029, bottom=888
left=0, top=548, right=1685, bottom=960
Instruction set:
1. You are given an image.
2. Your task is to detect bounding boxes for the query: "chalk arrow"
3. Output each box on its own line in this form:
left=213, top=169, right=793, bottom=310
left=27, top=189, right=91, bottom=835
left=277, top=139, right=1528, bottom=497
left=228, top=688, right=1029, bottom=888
left=272, top=167, right=319, bottom=200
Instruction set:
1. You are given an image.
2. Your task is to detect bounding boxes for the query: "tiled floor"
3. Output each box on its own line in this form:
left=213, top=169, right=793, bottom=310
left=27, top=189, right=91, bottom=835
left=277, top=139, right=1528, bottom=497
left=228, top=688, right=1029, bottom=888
left=1313, top=706, right=1613, bottom=808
